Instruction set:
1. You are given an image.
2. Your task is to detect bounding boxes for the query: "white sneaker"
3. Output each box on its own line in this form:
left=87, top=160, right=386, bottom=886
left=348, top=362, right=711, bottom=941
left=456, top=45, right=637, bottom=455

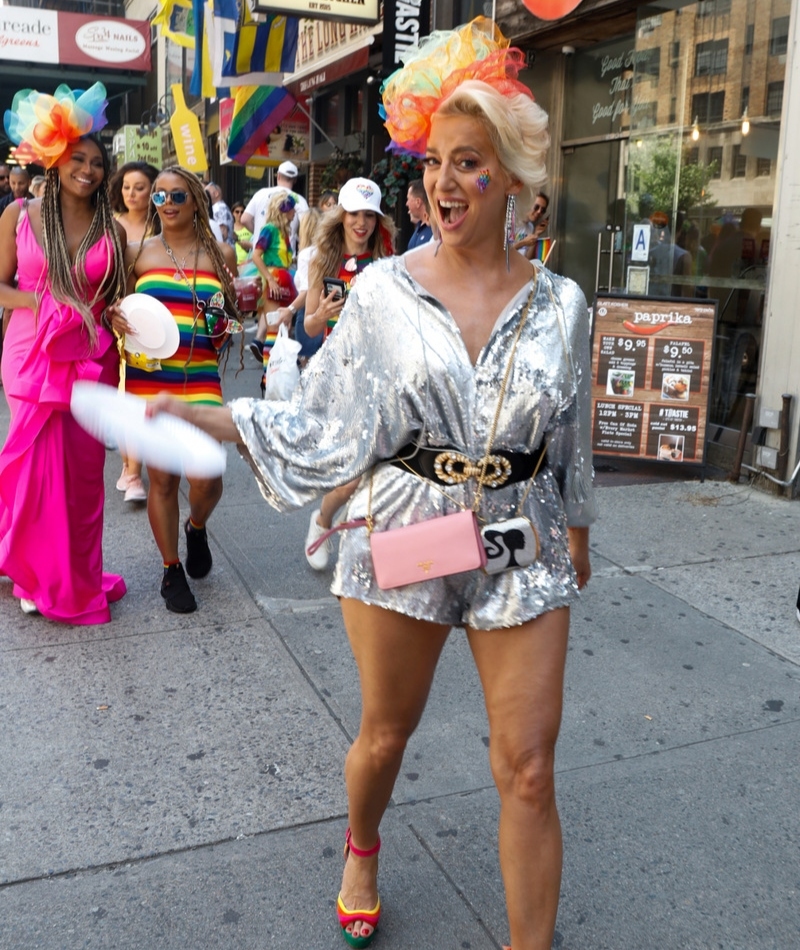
left=124, top=475, right=147, bottom=502
left=20, top=599, right=38, bottom=615
left=305, top=509, right=332, bottom=571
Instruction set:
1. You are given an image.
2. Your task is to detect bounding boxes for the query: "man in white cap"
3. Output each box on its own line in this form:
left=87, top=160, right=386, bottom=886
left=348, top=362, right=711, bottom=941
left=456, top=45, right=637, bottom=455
left=241, top=160, right=309, bottom=254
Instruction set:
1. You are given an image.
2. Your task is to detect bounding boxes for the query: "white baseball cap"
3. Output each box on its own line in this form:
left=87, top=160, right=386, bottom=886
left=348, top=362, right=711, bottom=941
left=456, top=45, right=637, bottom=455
left=338, top=177, right=385, bottom=217
left=277, top=160, right=298, bottom=178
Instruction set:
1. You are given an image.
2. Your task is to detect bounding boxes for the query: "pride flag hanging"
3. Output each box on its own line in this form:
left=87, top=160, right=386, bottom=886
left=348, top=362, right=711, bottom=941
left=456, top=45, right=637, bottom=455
left=227, top=85, right=297, bottom=164
left=214, top=1, right=297, bottom=86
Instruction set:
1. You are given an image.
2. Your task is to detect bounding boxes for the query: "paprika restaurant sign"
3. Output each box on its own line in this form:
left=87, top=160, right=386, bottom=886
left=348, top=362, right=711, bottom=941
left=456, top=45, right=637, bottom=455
left=590, top=295, right=717, bottom=470
left=0, top=6, right=150, bottom=71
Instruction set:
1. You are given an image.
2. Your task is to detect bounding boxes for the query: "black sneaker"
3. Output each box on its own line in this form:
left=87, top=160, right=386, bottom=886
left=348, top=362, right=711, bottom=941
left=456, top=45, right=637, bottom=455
left=185, top=519, right=213, bottom=578
left=248, top=339, right=264, bottom=361
left=161, top=563, right=197, bottom=613
left=796, top=584, right=800, bottom=624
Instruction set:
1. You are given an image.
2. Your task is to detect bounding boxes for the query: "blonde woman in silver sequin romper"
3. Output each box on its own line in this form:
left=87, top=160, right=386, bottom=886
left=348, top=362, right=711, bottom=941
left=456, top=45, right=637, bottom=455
left=147, top=19, right=596, bottom=950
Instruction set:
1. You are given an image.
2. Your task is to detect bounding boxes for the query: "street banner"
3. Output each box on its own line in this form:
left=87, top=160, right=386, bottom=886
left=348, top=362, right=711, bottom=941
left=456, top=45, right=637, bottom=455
left=590, top=294, right=716, bottom=468
left=382, top=0, right=431, bottom=75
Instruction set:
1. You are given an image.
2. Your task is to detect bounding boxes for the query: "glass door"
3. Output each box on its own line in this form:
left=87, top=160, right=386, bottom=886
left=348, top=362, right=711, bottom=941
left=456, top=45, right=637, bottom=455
left=559, top=138, right=626, bottom=305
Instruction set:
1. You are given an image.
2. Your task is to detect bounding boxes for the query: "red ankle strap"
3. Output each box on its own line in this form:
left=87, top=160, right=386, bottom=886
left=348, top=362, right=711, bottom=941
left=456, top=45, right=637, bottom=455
left=345, top=827, right=381, bottom=858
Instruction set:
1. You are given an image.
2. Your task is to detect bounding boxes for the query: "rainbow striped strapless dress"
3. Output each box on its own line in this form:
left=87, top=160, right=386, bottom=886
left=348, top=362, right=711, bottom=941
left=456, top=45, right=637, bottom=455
left=125, top=269, right=224, bottom=405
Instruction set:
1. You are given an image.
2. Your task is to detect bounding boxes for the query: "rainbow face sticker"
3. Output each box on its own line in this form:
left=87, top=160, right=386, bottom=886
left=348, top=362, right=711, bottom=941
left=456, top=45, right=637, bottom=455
left=476, top=169, right=491, bottom=193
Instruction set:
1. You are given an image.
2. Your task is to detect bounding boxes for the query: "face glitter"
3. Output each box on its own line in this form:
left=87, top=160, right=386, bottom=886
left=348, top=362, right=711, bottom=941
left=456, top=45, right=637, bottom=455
left=476, top=169, right=491, bottom=193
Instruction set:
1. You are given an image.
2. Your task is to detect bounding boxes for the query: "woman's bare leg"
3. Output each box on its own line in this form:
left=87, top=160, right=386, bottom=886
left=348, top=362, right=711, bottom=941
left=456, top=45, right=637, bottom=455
left=338, top=598, right=451, bottom=940
left=186, top=475, right=223, bottom=527
left=467, top=607, right=570, bottom=950
left=147, top=467, right=182, bottom=561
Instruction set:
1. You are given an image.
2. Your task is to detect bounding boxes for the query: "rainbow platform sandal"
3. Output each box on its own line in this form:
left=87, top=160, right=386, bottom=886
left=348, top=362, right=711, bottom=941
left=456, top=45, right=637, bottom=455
left=337, top=828, right=381, bottom=948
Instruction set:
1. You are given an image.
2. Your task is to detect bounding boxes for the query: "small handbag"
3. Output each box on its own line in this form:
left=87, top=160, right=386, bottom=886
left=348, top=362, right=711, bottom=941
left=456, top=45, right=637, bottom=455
left=369, top=509, right=486, bottom=590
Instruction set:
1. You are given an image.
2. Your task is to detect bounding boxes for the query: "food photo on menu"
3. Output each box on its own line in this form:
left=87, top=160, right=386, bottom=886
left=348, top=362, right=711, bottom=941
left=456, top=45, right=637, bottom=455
left=661, top=373, right=690, bottom=401
left=607, top=369, right=635, bottom=397
left=658, top=434, right=684, bottom=462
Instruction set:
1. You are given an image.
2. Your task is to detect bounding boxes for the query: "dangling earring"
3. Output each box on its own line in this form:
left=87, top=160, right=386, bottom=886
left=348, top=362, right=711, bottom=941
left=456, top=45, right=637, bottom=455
left=504, top=194, right=516, bottom=272
left=193, top=212, right=197, bottom=230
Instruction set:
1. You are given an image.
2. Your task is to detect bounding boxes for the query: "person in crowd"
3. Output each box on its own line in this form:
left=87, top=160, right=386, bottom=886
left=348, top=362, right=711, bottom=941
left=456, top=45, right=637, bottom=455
left=0, top=166, right=32, bottom=214
left=405, top=177, right=433, bottom=250
left=301, top=178, right=396, bottom=571
left=205, top=181, right=235, bottom=247
left=291, top=207, right=324, bottom=361
left=111, top=166, right=240, bottom=614
left=145, top=19, right=594, bottom=949
left=0, top=164, right=10, bottom=199
left=108, top=160, right=160, bottom=503
left=241, top=160, right=309, bottom=254
left=245, top=190, right=297, bottom=365
left=513, top=190, right=549, bottom=259
left=231, top=201, right=253, bottom=266
left=0, top=83, right=128, bottom=623
left=318, top=189, right=338, bottom=212
left=29, top=175, right=47, bottom=198
left=109, top=161, right=159, bottom=245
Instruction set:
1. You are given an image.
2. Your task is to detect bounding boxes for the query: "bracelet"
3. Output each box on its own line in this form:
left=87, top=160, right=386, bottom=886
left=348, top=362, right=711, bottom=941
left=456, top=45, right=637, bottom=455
left=288, top=302, right=297, bottom=315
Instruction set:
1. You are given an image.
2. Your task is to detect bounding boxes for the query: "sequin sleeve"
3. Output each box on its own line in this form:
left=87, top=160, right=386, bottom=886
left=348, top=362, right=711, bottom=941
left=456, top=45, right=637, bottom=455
left=228, top=263, right=424, bottom=511
left=542, top=271, right=597, bottom=528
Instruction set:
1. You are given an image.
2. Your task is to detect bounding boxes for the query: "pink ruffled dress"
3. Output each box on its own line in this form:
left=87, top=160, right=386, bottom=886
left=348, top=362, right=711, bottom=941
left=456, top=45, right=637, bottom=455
left=0, top=205, right=126, bottom=624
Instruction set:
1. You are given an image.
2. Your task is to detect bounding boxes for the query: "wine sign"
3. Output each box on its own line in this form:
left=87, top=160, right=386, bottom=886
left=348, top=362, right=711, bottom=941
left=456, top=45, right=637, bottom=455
left=590, top=295, right=717, bottom=468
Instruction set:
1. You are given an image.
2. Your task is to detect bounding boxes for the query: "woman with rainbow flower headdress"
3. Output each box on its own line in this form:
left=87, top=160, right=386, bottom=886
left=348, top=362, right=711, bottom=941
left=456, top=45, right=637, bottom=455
left=0, top=82, right=129, bottom=623
left=145, top=19, right=595, bottom=948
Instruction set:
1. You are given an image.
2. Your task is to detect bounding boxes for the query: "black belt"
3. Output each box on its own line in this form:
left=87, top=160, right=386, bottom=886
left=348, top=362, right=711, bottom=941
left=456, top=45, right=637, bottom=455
left=391, top=442, right=547, bottom=489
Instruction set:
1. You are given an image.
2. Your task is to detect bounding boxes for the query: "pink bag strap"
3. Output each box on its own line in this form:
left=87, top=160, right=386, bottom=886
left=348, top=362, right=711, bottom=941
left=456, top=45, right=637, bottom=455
left=306, top=518, right=369, bottom=556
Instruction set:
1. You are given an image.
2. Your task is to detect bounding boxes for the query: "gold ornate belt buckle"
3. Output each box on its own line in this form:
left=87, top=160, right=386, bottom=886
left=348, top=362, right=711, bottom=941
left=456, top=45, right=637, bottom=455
left=433, top=451, right=512, bottom=488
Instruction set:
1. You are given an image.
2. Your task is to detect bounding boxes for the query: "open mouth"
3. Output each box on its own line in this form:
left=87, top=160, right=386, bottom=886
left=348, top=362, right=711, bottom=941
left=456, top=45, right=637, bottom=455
left=438, top=199, right=468, bottom=227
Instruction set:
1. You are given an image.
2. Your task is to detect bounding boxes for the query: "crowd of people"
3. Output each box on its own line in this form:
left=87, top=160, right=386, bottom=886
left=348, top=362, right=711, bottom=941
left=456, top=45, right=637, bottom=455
left=0, top=17, right=596, bottom=949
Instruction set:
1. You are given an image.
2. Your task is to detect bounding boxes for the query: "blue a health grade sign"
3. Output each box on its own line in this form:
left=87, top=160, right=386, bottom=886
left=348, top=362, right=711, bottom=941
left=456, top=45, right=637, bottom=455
left=590, top=294, right=717, bottom=467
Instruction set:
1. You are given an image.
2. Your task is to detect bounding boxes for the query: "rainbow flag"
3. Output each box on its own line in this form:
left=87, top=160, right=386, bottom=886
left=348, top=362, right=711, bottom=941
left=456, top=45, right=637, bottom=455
left=532, top=237, right=553, bottom=263
left=228, top=85, right=296, bottom=164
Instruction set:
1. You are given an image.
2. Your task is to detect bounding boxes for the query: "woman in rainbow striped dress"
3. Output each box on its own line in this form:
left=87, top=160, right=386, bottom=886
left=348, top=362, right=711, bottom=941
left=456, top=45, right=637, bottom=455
left=122, top=166, right=240, bottom=614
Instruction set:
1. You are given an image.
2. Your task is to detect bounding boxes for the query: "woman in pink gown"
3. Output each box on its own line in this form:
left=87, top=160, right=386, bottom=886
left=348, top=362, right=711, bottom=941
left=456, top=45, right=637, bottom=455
left=0, top=83, right=128, bottom=623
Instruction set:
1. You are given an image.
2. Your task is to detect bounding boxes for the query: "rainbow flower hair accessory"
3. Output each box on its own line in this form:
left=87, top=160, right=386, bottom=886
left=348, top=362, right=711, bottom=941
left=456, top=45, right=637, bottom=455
left=4, top=82, right=108, bottom=170
left=380, top=17, right=532, bottom=157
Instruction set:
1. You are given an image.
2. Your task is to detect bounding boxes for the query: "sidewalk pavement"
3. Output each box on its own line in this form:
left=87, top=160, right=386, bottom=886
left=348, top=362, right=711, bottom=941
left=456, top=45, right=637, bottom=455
left=1, top=358, right=798, bottom=949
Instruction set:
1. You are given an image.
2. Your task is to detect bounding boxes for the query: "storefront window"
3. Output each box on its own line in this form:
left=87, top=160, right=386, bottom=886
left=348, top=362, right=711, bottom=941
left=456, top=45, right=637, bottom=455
left=557, top=0, right=786, bottom=433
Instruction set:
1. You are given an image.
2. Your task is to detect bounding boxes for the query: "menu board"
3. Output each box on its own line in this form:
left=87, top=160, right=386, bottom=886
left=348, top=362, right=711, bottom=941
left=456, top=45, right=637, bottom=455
left=590, top=295, right=717, bottom=467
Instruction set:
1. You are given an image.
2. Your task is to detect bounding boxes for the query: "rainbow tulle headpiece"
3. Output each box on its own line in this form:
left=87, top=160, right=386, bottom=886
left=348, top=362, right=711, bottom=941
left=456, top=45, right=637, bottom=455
left=380, top=17, right=532, bottom=157
left=4, top=82, right=108, bottom=169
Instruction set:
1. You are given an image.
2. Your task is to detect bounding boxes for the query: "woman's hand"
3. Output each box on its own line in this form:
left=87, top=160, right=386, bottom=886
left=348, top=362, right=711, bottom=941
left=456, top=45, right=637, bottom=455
left=567, top=527, right=591, bottom=590
left=305, top=286, right=344, bottom=336
left=267, top=275, right=282, bottom=300
left=145, top=392, right=193, bottom=422
left=103, top=301, right=136, bottom=336
left=273, top=306, right=294, bottom=328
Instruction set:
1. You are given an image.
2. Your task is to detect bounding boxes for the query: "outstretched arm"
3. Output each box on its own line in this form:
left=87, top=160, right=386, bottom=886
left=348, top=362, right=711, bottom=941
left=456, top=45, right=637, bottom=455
left=147, top=394, right=241, bottom=444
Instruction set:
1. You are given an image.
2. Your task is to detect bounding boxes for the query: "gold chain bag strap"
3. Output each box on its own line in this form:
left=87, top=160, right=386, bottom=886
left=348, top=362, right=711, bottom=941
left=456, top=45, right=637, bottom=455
left=368, top=274, right=538, bottom=590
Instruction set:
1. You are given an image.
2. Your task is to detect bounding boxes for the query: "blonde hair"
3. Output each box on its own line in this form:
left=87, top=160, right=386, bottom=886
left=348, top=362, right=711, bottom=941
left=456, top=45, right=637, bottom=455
left=309, top=204, right=396, bottom=289
left=298, top=206, right=321, bottom=252
left=265, top=189, right=296, bottom=243
left=436, top=80, right=549, bottom=213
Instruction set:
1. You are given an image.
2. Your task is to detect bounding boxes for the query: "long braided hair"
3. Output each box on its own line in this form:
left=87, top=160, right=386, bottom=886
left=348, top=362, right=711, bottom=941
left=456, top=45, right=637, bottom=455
left=41, top=134, right=126, bottom=348
left=129, top=165, right=243, bottom=373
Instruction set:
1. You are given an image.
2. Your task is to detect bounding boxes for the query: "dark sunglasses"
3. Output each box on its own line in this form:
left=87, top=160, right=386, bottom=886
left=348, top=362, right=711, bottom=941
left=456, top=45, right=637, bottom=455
left=152, top=190, right=189, bottom=207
